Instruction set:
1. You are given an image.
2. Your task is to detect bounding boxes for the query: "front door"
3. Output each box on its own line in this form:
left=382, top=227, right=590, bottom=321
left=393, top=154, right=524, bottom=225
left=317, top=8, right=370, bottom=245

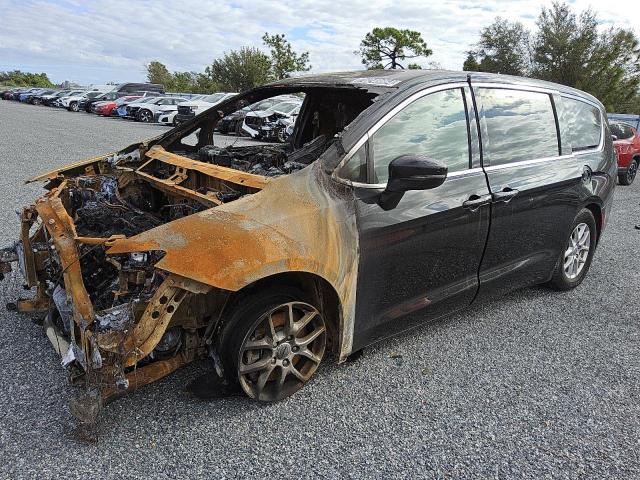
left=338, top=85, right=492, bottom=350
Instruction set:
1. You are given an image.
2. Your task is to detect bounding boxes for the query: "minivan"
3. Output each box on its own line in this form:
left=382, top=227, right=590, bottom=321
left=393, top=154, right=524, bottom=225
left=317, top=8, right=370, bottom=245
left=0, top=70, right=615, bottom=414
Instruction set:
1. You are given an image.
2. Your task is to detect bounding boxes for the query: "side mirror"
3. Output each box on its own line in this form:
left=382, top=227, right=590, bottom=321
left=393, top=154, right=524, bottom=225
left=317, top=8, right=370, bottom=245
left=386, top=154, right=448, bottom=193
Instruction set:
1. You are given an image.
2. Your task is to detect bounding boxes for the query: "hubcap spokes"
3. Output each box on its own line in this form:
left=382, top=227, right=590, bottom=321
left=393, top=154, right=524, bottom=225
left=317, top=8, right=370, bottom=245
left=563, top=222, right=590, bottom=279
left=239, top=302, right=326, bottom=401
left=629, top=162, right=637, bottom=182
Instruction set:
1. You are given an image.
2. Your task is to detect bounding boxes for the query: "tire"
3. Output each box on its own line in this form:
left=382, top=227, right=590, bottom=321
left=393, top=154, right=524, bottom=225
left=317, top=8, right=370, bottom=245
left=618, top=159, right=638, bottom=186
left=138, top=109, right=152, bottom=122
left=218, top=288, right=327, bottom=402
left=547, top=208, right=597, bottom=291
left=69, top=101, right=78, bottom=112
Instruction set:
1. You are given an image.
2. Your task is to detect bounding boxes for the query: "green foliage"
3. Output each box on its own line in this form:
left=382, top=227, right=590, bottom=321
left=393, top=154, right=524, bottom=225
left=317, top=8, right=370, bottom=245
left=462, top=53, right=479, bottom=72
left=471, top=18, right=530, bottom=75
left=0, top=70, right=53, bottom=87
left=466, top=2, right=640, bottom=113
left=206, top=47, right=272, bottom=92
left=357, top=27, right=432, bottom=69
left=407, top=63, right=422, bottom=70
left=145, top=61, right=172, bottom=86
left=262, top=33, right=310, bottom=79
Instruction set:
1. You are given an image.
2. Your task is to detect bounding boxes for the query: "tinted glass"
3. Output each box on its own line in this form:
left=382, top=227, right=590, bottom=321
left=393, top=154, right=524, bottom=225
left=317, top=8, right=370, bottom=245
left=479, top=88, right=558, bottom=165
left=563, top=98, right=602, bottom=151
left=337, top=143, right=368, bottom=183
left=610, top=122, right=634, bottom=140
left=371, top=88, right=470, bottom=183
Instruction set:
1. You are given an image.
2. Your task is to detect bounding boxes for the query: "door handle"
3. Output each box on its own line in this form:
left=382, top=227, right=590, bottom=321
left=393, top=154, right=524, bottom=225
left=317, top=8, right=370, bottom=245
left=462, top=194, right=493, bottom=211
left=492, top=188, right=519, bottom=203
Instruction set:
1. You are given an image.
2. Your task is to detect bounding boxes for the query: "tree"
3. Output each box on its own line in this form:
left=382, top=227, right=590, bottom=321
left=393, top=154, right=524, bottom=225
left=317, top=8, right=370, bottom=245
left=532, top=2, right=640, bottom=111
left=145, top=61, right=172, bottom=86
left=357, top=27, right=432, bottom=69
left=471, top=18, right=530, bottom=75
left=462, top=53, right=479, bottom=71
left=206, top=47, right=272, bottom=92
left=262, top=33, right=310, bottom=79
left=0, top=70, right=53, bottom=87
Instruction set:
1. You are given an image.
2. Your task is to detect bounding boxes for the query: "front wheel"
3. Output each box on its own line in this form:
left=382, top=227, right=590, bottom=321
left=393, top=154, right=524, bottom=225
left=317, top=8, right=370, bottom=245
left=138, top=109, right=152, bottom=122
left=547, top=209, right=597, bottom=290
left=219, top=292, right=327, bottom=402
left=619, top=159, right=638, bottom=186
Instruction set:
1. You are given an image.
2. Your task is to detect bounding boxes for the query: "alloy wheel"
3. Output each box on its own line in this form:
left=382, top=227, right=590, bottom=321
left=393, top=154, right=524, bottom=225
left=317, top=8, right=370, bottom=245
left=238, top=301, right=326, bottom=401
left=139, top=110, right=151, bottom=122
left=628, top=161, right=638, bottom=184
left=70, top=102, right=78, bottom=112
left=563, top=222, right=591, bottom=280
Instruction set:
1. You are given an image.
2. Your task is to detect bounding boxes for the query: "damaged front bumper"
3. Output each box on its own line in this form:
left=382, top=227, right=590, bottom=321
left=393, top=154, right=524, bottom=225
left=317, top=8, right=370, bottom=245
left=1, top=184, right=213, bottom=408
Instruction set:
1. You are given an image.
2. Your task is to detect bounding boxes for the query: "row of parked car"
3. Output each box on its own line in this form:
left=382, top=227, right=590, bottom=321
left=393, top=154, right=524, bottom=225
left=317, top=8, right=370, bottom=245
left=1, top=83, right=304, bottom=143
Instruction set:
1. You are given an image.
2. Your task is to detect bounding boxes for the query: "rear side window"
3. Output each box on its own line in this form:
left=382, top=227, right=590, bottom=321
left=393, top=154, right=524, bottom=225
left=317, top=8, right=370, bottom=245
left=609, top=122, right=633, bottom=141
left=478, top=88, right=559, bottom=166
left=563, top=98, right=602, bottom=151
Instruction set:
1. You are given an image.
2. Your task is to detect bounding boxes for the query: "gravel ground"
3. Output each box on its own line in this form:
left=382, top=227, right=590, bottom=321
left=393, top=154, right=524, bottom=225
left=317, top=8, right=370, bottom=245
left=1, top=100, right=639, bottom=479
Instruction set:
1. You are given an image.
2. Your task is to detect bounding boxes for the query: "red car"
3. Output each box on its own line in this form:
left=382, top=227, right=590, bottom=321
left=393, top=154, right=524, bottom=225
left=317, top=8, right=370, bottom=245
left=94, top=95, right=140, bottom=116
left=610, top=121, right=640, bottom=185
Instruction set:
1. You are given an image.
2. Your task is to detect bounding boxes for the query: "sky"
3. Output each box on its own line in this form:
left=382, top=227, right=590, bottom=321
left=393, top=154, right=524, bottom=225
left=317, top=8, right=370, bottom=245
left=0, top=0, right=638, bottom=85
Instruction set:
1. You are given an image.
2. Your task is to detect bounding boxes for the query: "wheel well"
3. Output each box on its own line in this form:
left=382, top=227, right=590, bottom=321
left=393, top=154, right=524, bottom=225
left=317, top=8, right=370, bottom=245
left=222, top=272, right=342, bottom=354
left=584, top=203, right=602, bottom=242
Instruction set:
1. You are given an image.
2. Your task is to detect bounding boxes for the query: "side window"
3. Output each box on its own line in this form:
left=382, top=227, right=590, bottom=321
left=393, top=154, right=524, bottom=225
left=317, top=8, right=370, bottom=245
left=478, top=88, right=559, bottom=165
left=370, top=88, right=470, bottom=183
left=337, top=142, right=368, bottom=183
left=562, top=98, right=602, bottom=151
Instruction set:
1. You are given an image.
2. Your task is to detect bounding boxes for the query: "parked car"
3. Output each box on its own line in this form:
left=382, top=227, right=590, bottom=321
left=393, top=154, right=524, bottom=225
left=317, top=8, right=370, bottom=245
left=18, top=88, right=47, bottom=102
left=132, top=96, right=188, bottom=123
left=43, top=90, right=72, bottom=106
left=217, top=95, right=300, bottom=134
left=28, top=89, right=60, bottom=105
left=66, top=91, right=104, bottom=111
left=94, top=95, right=141, bottom=116
left=116, top=96, right=159, bottom=118
left=113, top=82, right=165, bottom=95
left=610, top=121, right=640, bottom=185
left=0, top=70, right=616, bottom=411
left=242, top=100, right=302, bottom=139
left=80, top=90, right=122, bottom=112
left=52, top=90, right=86, bottom=108
left=23, top=89, right=55, bottom=104
left=608, top=113, right=640, bottom=131
left=157, top=110, right=178, bottom=126
left=174, top=92, right=237, bottom=125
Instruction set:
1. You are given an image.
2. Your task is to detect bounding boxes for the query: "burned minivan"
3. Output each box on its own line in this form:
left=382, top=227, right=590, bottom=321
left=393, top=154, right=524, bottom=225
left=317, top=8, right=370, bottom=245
left=0, top=71, right=616, bottom=411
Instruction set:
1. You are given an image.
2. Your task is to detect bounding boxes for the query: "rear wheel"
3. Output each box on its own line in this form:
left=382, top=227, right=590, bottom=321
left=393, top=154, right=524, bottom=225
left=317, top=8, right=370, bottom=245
left=619, top=159, right=638, bottom=186
left=69, top=101, right=78, bottom=112
left=547, top=209, right=597, bottom=290
left=219, top=290, right=327, bottom=402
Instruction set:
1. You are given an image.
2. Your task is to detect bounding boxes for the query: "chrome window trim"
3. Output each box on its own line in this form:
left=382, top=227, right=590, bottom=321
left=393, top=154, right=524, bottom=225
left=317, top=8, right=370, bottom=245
left=332, top=80, right=604, bottom=188
left=337, top=167, right=486, bottom=190
left=332, top=82, right=469, bottom=180
left=482, top=154, right=575, bottom=172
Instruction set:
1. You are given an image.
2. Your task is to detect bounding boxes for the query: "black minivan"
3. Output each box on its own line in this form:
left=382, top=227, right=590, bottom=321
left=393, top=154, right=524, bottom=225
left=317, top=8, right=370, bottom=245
left=1, top=70, right=616, bottom=409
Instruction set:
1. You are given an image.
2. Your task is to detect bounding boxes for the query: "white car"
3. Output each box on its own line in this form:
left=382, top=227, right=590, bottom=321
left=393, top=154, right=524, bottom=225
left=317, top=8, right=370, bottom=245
left=53, top=90, right=86, bottom=108
left=131, top=96, right=188, bottom=122
left=61, top=91, right=103, bottom=111
left=174, top=92, right=237, bottom=124
left=242, top=100, right=302, bottom=139
left=157, top=110, right=178, bottom=126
